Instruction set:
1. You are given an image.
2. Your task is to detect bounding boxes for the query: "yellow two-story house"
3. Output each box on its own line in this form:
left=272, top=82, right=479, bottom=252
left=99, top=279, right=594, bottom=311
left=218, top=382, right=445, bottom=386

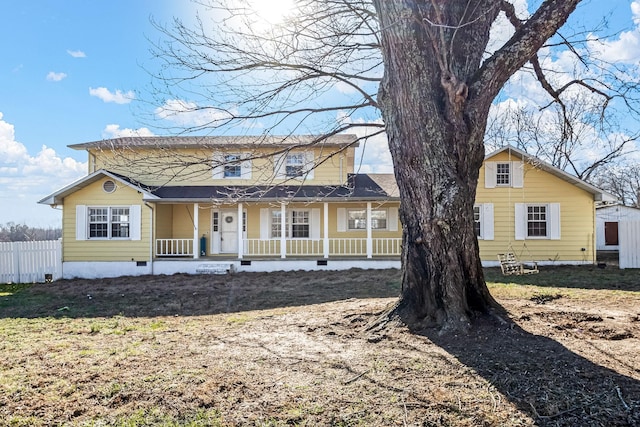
left=39, top=137, right=612, bottom=279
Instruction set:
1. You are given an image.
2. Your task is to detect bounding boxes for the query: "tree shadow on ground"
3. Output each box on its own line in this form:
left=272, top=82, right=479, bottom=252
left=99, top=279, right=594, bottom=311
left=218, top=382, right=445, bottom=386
left=0, top=269, right=403, bottom=319
left=420, top=315, right=640, bottom=426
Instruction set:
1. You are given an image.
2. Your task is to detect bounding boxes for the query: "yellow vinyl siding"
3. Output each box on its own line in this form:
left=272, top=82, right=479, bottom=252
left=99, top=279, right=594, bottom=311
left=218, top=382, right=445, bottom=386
left=63, top=178, right=150, bottom=262
left=477, top=154, right=596, bottom=263
left=90, top=147, right=355, bottom=187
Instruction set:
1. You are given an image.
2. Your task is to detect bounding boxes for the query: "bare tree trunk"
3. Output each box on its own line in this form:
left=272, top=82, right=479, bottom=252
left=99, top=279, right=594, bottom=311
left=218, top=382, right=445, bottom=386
left=372, top=0, right=503, bottom=331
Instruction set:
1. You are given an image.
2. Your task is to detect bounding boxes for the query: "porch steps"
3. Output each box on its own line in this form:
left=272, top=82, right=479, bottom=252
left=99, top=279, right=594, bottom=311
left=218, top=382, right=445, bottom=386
left=195, top=263, right=235, bottom=275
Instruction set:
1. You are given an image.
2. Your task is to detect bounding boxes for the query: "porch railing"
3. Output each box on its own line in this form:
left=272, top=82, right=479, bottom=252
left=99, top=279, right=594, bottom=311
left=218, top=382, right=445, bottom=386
left=329, top=238, right=367, bottom=256
left=156, top=239, right=194, bottom=257
left=373, top=238, right=402, bottom=256
left=155, top=237, right=401, bottom=257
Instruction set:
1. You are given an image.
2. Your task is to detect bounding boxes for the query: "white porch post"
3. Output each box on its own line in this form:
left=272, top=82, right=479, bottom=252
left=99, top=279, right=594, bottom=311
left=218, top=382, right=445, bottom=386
left=237, top=202, right=243, bottom=259
left=280, top=202, right=287, bottom=258
left=193, top=203, right=200, bottom=259
left=366, top=202, right=372, bottom=259
left=323, top=202, right=329, bottom=258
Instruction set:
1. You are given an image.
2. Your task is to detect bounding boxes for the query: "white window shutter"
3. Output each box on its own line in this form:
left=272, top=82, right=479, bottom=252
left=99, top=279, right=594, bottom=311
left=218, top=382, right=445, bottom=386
left=337, top=208, right=346, bottom=232
left=482, top=203, right=494, bottom=240
left=484, top=162, right=496, bottom=188
left=260, top=208, right=270, bottom=239
left=130, top=205, right=142, bottom=241
left=514, top=203, right=526, bottom=240
left=549, top=203, right=561, bottom=240
left=274, top=153, right=286, bottom=179
left=212, top=153, right=224, bottom=179
left=311, top=208, right=321, bottom=239
left=305, top=151, right=315, bottom=180
left=241, top=155, right=252, bottom=180
left=512, top=161, right=524, bottom=188
left=388, top=207, right=399, bottom=231
left=76, top=205, right=87, bottom=240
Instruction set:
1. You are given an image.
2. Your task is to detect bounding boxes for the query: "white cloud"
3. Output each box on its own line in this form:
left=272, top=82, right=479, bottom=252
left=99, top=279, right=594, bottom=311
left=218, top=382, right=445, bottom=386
left=587, top=2, right=640, bottom=63
left=46, top=71, right=67, bottom=82
left=89, top=87, right=135, bottom=104
left=67, top=49, right=86, bottom=58
left=102, top=124, right=155, bottom=139
left=155, top=99, right=234, bottom=127
left=486, top=0, right=530, bottom=57
left=338, top=112, right=393, bottom=174
left=0, top=113, right=87, bottom=226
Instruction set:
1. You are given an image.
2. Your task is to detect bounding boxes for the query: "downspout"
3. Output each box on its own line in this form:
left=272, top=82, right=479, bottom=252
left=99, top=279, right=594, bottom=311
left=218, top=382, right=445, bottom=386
left=144, top=202, right=154, bottom=275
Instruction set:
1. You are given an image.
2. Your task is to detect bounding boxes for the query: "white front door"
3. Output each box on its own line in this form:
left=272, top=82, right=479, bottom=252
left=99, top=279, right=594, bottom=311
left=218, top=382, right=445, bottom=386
left=220, top=211, right=238, bottom=253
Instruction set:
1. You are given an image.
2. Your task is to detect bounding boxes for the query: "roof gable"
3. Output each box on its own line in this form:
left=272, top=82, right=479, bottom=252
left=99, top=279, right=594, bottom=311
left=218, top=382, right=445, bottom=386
left=38, top=170, right=158, bottom=206
left=485, top=145, right=616, bottom=202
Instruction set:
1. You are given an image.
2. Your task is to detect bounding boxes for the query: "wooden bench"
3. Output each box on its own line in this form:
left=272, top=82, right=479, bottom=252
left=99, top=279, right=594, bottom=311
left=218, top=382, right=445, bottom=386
left=196, top=263, right=234, bottom=275
left=497, top=252, right=538, bottom=275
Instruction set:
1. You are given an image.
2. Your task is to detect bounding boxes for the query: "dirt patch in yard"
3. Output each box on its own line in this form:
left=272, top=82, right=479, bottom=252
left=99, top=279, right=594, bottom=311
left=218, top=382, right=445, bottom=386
left=0, top=266, right=639, bottom=426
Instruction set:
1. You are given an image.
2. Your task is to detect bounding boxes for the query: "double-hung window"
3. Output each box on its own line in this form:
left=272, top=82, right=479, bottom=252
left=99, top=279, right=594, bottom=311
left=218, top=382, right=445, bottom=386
left=88, top=207, right=130, bottom=239
left=270, top=210, right=310, bottom=238
left=285, top=154, right=305, bottom=178
left=347, top=209, right=388, bottom=230
left=485, top=161, right=523, bottom=188
left=275, top=152, right=314, bottom=180
left=496, top=163, right=511, bottom=185
left=223, top=154, right=242, bottom=178
left=291, top=211, right=309, bottom=238
left=527, top=205, right=547, bottom=237
left=213, top=152, right=251, bottom=180
left=515, top=203, right=559, bottom=240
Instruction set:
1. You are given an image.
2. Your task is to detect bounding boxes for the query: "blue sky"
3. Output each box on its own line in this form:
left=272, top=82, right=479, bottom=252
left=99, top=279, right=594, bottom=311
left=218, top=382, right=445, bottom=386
left=0, top=1, right=638, bottom=227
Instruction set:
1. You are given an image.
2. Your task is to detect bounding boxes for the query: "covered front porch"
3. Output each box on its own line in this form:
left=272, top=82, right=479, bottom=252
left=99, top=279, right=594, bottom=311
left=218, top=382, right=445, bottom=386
left=153, top=201, right=402, bottom=260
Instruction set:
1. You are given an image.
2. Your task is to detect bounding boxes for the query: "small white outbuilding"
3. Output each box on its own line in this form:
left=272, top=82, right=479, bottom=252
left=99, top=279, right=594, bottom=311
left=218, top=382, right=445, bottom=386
left=596, top=204, right=640, bottom=251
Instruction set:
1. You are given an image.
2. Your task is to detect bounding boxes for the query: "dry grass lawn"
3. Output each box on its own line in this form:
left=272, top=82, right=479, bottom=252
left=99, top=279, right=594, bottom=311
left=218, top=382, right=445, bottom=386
left=0, top=266, right=639, bottom=426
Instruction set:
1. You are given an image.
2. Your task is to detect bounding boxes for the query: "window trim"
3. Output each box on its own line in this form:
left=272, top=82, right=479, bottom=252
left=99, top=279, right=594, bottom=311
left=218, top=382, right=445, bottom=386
left=346, top=208, right=389, bottom=231
left=270, top=209, right=311, bottom=239
left=515, top=203, right=560, bottom=240
left=495, top=162, right=511, bottom=186
left=223, top=154, right=242, bottom=178
left=526, top=204, right=548, bottom=238
left=87, top=206, right=131, bottom=240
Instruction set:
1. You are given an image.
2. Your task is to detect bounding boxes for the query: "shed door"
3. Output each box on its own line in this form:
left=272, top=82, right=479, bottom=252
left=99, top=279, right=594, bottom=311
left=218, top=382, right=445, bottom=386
left=604, top=221, right=619, bottom=246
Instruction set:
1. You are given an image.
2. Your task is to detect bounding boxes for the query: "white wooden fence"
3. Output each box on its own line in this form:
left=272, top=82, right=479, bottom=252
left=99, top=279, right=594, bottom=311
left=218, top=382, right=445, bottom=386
left=619, top=221, right=640, bottom=269
left=0, top=240, right=62, bottom=284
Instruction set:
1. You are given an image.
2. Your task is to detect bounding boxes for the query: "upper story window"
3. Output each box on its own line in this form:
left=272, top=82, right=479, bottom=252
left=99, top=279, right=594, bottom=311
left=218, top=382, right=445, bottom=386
left=285, top=154, right=305, bottom=178
left=88, top=207, right=130, bottom=239
left=223, top=154, right=242, bottom=178
left=484, top=161, right=523, bottom=188
left=213, top=152, right=252, bottom=180
left=275, top=151, right=314, bottom=180
left=347, top=209, right=388, bottom=230
left=496, top=163, right=510, bottom=185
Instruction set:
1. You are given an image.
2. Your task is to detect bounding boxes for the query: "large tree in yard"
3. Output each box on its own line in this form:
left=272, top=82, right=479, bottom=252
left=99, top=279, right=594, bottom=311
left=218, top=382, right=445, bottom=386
left=371, top=1, right=580, bottom=331
left=149, top=0, right=627, bottom=331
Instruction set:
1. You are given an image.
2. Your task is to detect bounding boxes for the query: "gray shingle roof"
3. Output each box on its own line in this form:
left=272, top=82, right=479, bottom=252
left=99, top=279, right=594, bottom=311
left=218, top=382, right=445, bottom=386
left=149, top=174, right=397, bottom=202
left=69, top=134, right=359, bottom=150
